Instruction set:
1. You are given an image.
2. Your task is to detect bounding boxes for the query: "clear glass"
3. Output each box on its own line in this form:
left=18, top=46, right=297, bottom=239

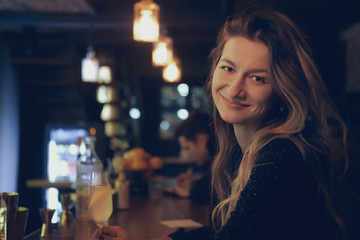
left=0, top=194, right=6, bottom=240
left=76, top=136, right=104, bottom=221
left=89, top=172, right=113, bottom=232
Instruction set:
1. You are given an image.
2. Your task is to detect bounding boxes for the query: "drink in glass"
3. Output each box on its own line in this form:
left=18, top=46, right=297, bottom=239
left=89, top=172, right=113, bottom=230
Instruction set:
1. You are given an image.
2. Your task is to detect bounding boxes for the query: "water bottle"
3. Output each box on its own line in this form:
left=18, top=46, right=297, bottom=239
left=0, top=194, right=6, bottom=240
left=76, top=136, right=103, bottom=221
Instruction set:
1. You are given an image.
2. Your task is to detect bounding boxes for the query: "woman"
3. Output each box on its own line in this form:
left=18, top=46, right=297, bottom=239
left=92, top=5, right=351, bottom=240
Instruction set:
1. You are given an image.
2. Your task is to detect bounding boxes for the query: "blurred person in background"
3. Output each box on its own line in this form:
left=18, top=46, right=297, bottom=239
left=167, top=111, right=216, bottom=204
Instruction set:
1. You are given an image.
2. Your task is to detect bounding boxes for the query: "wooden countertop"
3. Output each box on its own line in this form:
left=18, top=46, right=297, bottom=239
left=26, top=179, right=73, bottom=189
left=24, top=194, right=210, bottom=240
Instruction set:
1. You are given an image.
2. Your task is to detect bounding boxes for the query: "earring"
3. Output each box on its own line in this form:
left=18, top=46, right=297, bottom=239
left=279, top=104, right=285, bottom=113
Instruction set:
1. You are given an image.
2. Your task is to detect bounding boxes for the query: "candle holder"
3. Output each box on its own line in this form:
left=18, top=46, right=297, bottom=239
left=15, top=207, right=28, bottom=240
left=0, top=192, right=19, bottom=240
left=59, top=193, right=74, bottom=227
left=39, top=208, right=55, bottom=238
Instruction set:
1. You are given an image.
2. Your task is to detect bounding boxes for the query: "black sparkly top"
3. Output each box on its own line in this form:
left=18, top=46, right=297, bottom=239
left=169, top=138, right=338, bottom=240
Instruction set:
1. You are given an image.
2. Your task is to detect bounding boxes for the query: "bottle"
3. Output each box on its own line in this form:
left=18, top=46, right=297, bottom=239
left=0, top=194, right=6, bottom=240
left=115, top=171, right=130, bottom=210
left=76, top=136, right=103, bottom=220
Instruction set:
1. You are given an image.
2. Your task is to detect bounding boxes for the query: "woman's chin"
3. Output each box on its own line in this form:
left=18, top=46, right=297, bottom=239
left=219, top=114, right=244, bottom=125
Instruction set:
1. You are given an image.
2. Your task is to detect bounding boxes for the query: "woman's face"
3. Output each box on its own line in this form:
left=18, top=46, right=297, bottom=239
left=212, top=36, right=274, bottom=129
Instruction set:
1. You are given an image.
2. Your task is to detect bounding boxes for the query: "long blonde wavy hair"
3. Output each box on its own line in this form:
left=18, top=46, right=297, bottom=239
left=206, top=5, right=349, bottom=234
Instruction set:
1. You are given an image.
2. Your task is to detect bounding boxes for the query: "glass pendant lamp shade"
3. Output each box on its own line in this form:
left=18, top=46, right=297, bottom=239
left=104, top=122, right=127, bottom=137
left=101, top=104, right=120, bottom=121
left=98, top=66, right=112, bottom=84
left=105, top=122, right=119, bottom=137
left=152, top=35, right=173, bottom=67
left=96, top=85, right=117, bottom=104
left=163, top=57, right=181, bottom=82
left=133, top=0, right=160, bottom=42
left=82, top=46, right=99, bottom=82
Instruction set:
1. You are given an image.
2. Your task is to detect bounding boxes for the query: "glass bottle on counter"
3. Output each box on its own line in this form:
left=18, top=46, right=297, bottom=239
left=76, top=136, right=103, bottom=221
left=0, top=194, right=6, bottom=240
left=115, top=171, right=130, bottom=210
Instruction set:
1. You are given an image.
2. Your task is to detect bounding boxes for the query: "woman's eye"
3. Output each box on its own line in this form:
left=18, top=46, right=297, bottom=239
left=221, top=66, right=234, bottom=72
left=251, top=76, right=266, bottom=83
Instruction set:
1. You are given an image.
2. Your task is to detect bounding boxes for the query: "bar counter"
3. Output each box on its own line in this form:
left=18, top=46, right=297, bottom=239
left=25, top=194, right=210, bottom=240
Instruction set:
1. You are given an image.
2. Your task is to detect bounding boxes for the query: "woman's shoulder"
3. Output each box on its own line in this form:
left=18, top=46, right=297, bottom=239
left=261, top=137, right=300, bottom=154
left=254, top=138, right=315, bottom=192
left=257, top=137, right=303, bottom=165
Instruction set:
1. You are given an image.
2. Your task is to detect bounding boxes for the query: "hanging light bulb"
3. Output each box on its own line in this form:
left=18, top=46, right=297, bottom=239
left=104, top=122, right=117, bottom=137
left=163, top=57, right=181, bottom=82
left=81, top=46, right=99, bottom=82
left=133, top=0, right=160, bottom=42
left=98, top=66, right=112, bottom=84
left=96, top=85, right=117, bottom=104
left=101, top=104, right=120, bottom=121
left=152, top=35, right=173, bottom=67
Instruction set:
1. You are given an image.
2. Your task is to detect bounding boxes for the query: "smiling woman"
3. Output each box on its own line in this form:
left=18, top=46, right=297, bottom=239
left=212, top=36, right=274, bottom=132
left=91, top=4, right=355, bottom=240
left=205, top=4, right=352, bottom=240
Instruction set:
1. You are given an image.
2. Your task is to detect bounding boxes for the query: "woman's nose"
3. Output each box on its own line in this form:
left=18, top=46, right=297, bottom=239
left=228, top=77, right=246, bottom=98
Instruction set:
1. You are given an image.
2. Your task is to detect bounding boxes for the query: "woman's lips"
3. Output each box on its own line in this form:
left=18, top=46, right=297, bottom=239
left=221, top=94, right=250, bottom=109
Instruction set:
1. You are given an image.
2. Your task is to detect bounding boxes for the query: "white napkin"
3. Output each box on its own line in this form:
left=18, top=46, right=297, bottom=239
left=160, top=219, right=203, bottom=228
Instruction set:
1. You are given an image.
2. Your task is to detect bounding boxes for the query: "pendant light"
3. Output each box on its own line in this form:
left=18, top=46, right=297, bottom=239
left=96, top=85, right=117, bottom=104
left=163, top=57, right=181, bottom=82
left=98, top=65, right=112, bottom=84
left=133, top=0, right=160, bottom=42
left=101, top=104, right=120, bottom=121
left=81, top=46, right=99, bottom=82
left=152, top=35, right=173, bottom=67
left=105, top=122, right=127, bottom=137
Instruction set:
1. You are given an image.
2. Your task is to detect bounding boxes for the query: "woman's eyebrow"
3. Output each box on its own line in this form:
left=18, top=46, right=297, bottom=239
left=218, top=58, right=236, bottom=66
left=248, top=69, right=268, bottom=74
left=220, top=58, right=268, bottom=73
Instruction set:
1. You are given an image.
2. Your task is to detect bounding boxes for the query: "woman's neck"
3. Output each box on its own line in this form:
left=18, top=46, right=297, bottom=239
left=233, top=124, right=256, bottom=152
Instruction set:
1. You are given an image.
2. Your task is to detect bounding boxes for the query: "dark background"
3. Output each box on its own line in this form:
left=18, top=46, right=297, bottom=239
left=0, top=0, right=359, bottom=234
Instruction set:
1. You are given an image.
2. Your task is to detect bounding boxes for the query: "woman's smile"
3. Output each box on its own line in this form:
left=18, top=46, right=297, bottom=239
left=220, top=93, right=250, bottom=109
